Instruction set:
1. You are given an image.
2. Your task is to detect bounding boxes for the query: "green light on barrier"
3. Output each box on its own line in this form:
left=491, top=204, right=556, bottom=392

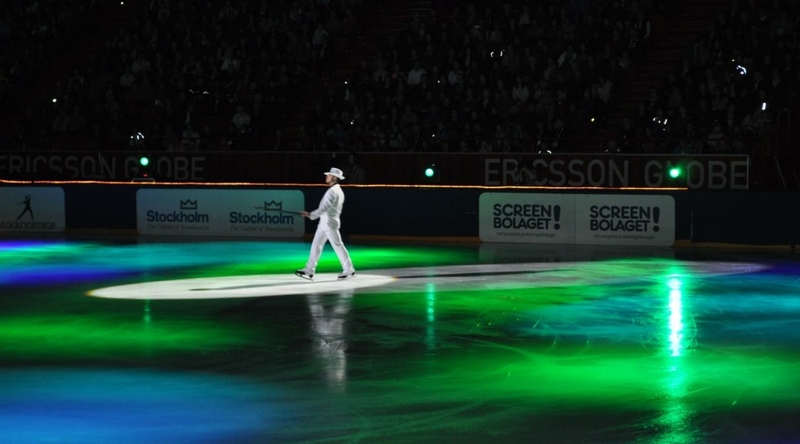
left=423, top=164, right=440, bottom=182
left=668, top=166, right=682, bottom=179
left=140, top=156, right=150, bottom=167
left=425, top=167, right=435, bottom=178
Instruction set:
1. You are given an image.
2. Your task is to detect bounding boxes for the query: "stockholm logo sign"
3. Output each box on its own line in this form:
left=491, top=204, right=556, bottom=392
left=228, top=200, right=294, bottom=225
left=146, top=199, right=210, bottom=223
left=136, top=188, right=305, bottom=237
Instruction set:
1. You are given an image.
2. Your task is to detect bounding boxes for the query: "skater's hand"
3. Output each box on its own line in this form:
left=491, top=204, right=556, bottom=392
left=301, top=211, right=309, bottom=217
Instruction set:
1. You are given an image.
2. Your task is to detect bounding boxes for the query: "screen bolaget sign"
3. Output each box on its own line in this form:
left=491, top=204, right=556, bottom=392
left=137, top=189, right=305, bottom=237
left=574, top=194, right=675, bottom=246
left=479, top=192, right=675, bottom=246
left=479, top=193, right=575, bottom=244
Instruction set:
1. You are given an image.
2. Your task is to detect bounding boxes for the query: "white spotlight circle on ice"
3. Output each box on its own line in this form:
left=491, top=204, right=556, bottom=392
left=89, top=274, right=395, bottom=300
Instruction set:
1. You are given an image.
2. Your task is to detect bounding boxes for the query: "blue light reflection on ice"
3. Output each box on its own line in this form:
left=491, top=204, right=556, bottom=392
left=0, top=369, right=279, bottom=444
left=517, top=265, right=800, bottom=344
left=1, top=265, right=126, bottom=286
left=0, top=240, right=57, bottom=251
left=0, top=240, right=306, bottom=286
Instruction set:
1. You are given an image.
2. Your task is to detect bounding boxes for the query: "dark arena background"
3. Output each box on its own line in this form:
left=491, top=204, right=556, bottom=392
left=3, top=0, right=800, bottom=443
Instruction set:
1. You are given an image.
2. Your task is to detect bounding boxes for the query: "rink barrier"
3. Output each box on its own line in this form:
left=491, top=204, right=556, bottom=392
left=1, top=182, right=799, bottom=246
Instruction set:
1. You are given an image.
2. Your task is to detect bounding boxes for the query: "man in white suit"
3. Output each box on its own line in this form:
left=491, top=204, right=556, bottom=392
left=296, top=167, right=356, bottom=280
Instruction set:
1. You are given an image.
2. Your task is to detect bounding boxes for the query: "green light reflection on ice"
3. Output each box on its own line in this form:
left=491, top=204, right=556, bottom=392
left=0, top=242, right=78, bottom=259
left=653, top=272, right=700, bottom=444
left=184, top=244, right=476, bottom=278
left=426, top=283, right=436, bottom=323
left=0, top=240, right=472, bottom=282
left=668, top=277, right=685, bottom=358
left=426, top=282, right=436, bottom=353
left=345, top=261, right=800, bottom=424
left=0, top=311, right=255, bottom=361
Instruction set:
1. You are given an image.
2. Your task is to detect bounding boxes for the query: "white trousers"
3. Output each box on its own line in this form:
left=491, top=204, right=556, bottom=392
left=304, top=227, right=354, bottom=273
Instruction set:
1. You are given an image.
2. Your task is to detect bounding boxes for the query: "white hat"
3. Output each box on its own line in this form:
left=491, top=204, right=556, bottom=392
left=324, top=167, right=345, bottom=180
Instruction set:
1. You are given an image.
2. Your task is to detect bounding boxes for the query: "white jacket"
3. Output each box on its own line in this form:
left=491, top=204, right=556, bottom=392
left=309, top=184, right=344, bottom=230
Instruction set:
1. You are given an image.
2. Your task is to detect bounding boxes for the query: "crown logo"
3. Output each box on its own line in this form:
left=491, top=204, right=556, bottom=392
left=254, top=200, right=282, bottom=211
left=180, top=199, right=198, bottom=210
left=264, top=200, right=282, bottom=210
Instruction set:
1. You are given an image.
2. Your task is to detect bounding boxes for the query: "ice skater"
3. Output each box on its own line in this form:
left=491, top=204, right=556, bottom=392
left=17, top=195, right=34, bottom=221
left=296, top=167, right=356, bottom=280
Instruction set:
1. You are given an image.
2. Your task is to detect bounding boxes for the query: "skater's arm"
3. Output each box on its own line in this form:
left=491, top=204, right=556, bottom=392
left=306, top=188, right=337, bottom=220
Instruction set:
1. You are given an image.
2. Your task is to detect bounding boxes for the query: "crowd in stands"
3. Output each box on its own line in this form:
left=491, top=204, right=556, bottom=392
left=311, top=0, right=653, bottom=153
left=615, top=0, right=800, bottom=156
left=0, top=0, right=798, bottom=155
left=4, top=0, right=368, bottom=152
left=1, top=0, right=102, bottom=146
